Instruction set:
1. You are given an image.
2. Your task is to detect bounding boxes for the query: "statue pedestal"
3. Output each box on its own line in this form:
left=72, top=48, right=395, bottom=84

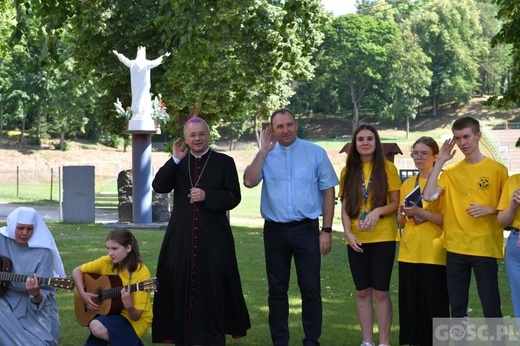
left=123, top=129, right=157, bottom=223
left=128, top=117, right=156, bottom=132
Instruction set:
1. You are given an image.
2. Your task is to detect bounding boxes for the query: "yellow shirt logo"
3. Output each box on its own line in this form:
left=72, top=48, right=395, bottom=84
left=478, top=177, right=490, bottom=190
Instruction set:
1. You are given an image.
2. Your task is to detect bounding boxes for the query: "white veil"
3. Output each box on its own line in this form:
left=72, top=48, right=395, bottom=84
left=0, top=207, right=66, bottom=277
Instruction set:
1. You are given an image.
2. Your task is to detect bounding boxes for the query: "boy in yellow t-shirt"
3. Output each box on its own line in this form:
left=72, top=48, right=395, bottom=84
left=423, top=117, right=507, bottom=320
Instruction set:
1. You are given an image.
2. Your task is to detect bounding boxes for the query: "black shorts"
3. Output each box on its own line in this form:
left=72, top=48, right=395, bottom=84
left=347, top=241, right=396, bottom=291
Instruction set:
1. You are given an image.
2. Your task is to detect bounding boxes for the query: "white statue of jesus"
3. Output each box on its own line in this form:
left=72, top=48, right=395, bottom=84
left=113, top=47, right=170, bottom=120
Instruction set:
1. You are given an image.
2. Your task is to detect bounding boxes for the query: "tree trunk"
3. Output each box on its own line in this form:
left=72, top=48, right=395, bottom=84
left=36, top=101, right=42, bottom=144
left=20, top=112, right=26, bottom=147
left=501, top=74, right=507, bottom=94
left=406, top=115, right=410, bottom=139
left=350, top=85, right=360, bottom=133
left=0, top=98, right=3, bottom=141
left=192, top=95, right=205, bottom=116
left=60, top=131, right=65, bottom=150
left=480, top=73, right=487, bottom=97
left=123, top=137, right=128, bottom=152
left=352, top=107, right=359, bottom=133
left=432, top=97, right=438, bottom=117
left=254, top=114, right=260, bottom=148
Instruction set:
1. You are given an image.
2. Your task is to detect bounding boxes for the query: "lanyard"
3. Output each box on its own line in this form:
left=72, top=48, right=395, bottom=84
left=361, top=170, right=372, bottom=206
left=411, top=175, right=424, bottom=208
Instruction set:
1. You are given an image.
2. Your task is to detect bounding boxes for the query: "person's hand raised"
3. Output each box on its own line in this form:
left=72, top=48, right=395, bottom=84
left=260, top=126, right=276, bottom=153
left=172, top=138, right=188, bottom=160
left=437, top=138, right=456, bottom=163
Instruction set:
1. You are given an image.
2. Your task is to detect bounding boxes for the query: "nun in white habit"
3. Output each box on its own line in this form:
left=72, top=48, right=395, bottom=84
left=0, top=207, right=65, bottom=346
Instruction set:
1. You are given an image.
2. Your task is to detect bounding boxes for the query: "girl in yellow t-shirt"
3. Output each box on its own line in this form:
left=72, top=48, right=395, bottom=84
left=397, top=136, right=449, bottom=346
left=340, top=124, right=401, bottom=346
left=72, top=228, right=153, bottom=346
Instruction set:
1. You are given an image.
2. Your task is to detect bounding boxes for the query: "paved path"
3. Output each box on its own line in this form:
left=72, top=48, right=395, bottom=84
left=0, top=203, right=118, bottom=223
left=0, top=203, right=167, bottom=229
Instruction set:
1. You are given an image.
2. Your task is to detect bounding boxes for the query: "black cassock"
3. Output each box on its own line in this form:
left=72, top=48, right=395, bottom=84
left=151, top=149, right=251, bottom=345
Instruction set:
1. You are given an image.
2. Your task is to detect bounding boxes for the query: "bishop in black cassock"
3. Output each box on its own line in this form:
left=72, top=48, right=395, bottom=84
left=151, top=117, right=250, bottom=345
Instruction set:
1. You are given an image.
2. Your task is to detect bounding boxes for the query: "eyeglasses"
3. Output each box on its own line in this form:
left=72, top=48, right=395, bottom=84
left=411, top=151, right=432, bottom=158
left=187, top=132, right=208, bottom=139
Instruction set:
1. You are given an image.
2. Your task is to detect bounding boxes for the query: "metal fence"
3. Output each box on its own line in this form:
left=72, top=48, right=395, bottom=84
left=0, top=163, right=121, bottom=203
left=0, top=167, right=59, bottom=202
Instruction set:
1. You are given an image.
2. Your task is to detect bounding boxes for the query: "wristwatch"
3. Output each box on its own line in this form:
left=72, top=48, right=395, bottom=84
left=29, top=293, right=41, bottom=302
left=321, top=227, right=332, bottom=233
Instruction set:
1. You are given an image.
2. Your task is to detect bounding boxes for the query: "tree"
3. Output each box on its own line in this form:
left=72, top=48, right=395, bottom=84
left=384, top=28, right=432, bottom=138
left=25, top=0, right=328, bottom=145
left=475, top=0, right=511, bottom=97
left=319, top=14, right=401, bottom=132
left=0, top=3, right=15, bottom=140
left=487, top=0, right=520, bottom=109
left=44, top=61, right=91, bottom=150
left=155, top=0, right=330, bottom=141
left=6, top=90, right=31, bottom=145
left=410, top=0, right=482, bottom=116
left=1, top=0, right=94, bottom=146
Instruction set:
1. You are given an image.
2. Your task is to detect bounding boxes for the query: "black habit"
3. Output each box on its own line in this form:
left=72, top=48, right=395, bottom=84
left=151, top=149, right=251, bottom=345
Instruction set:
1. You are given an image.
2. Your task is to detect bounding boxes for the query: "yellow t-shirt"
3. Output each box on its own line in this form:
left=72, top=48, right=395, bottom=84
left=438, top=157, right=508, bottom=259
left=80, top=255, right=153, bottom=338
left=497, top=174, right=520, bottom=229
left=339, top=160, right=402, bottom=244
left=397, top=174, right=446, bottom=265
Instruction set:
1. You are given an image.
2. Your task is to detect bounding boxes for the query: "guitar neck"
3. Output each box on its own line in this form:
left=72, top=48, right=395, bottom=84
left=0, top=256, right=74, bottom=291
left=99, top=282, right=140, bottom=301
left=0, top=271, right=52, bottom=286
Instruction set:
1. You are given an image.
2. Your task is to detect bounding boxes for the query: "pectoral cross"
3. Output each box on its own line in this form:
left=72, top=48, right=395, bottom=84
left=188, top=193, right=193, bottom=203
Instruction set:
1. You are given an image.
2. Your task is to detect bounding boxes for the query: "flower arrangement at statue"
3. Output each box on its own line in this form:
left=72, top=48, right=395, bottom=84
left=151, top=94, right=170, bottom=124
left=113, top=98, right=133, bottom=120
left=114, top=94, right=170, bottom=124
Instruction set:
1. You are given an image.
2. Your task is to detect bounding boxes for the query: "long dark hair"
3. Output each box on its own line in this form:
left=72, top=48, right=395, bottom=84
left=342, top=124, right=388, bottom=219
left=106, top=228, right=142, bottom=273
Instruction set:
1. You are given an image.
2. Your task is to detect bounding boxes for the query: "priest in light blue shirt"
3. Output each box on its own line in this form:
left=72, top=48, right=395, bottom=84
left=244, top=108, right=338, bottom=346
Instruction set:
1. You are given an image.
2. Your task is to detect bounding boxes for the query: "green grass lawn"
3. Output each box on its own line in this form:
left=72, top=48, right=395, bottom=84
left=0, top=142, right=515, bottom=345
left=0, top=220, right=512, bottom=346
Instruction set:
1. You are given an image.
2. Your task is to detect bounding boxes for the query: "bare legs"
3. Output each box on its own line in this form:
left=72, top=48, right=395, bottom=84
left=89, top=320, right=109, bottom=341
left=356, top=288, right=392, bottom=345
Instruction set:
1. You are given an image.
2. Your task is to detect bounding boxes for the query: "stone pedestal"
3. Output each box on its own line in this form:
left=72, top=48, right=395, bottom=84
left=117, top=170, right=133, bottom=222
left=117, top=169, right=171, bottom=223
left=127, top=117, right=156, bottom=132
left=152, top=191, right=171, bottom=222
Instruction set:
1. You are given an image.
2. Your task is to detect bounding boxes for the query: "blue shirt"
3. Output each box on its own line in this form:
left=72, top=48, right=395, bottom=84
left=259, top=138, right=339, bottom=222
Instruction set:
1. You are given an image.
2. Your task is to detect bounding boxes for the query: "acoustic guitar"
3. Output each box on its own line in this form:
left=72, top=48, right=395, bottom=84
left=74, top=273, right=157, bottom=326
left=0, top=255, right=75, bottom=296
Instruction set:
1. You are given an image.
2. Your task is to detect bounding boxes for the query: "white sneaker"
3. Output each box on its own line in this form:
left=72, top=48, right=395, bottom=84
left=360, top=342, right=375, bottom=346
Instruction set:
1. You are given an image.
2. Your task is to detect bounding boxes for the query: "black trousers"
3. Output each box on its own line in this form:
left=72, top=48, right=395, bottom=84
left=263, top=218, right=321, bottom=346
left=446, top=251, right=502, bottom=318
